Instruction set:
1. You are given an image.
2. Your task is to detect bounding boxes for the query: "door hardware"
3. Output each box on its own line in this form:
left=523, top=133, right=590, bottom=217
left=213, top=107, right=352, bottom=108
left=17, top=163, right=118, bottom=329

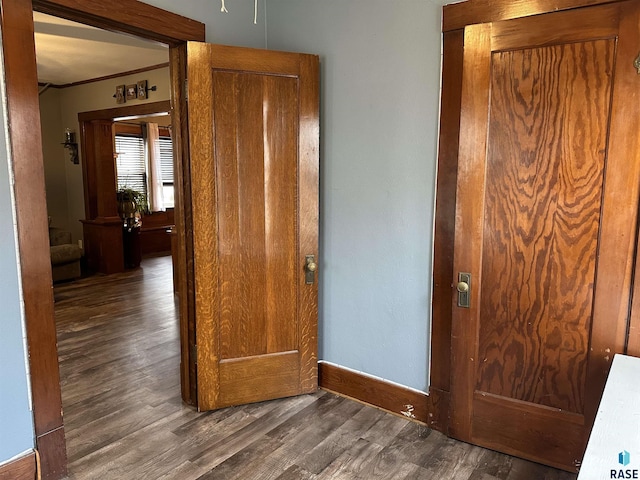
left=457, top=272, right=471, bottom=308
left=305, top=255, right=317, bottom=285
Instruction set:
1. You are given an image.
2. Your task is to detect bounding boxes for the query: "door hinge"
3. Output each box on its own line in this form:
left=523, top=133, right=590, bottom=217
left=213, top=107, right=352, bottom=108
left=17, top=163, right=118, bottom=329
left=191, top=344, right=197, bottom=363
left=184, top=78, right=189, bottom=101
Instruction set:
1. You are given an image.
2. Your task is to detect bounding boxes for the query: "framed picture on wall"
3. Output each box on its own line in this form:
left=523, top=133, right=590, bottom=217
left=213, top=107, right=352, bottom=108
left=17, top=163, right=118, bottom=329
left=126, top=84, right=137, bottom=100
left=137, top=80, right=147, bottom=100
left=115, top=84, right=125, bottom=104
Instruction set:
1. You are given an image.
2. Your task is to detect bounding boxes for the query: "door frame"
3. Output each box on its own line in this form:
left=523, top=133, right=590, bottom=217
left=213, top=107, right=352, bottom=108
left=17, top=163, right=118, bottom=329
left=0, top=1, right=204, bottom=477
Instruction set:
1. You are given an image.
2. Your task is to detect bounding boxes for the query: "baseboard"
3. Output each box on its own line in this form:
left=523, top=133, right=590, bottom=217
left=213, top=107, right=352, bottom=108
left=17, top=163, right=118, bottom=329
left=0, top=452, right=36, bottom=480
left=318, top=361, right=449, bottom=432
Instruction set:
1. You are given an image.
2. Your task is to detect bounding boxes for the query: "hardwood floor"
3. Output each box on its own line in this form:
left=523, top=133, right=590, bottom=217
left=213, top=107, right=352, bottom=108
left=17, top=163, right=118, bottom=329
left=54, top=256, right=577, bottom=479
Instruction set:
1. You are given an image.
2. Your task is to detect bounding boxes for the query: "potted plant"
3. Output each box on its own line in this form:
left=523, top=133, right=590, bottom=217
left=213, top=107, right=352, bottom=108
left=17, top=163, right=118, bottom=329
left=116, top=188, right=148, bottom=226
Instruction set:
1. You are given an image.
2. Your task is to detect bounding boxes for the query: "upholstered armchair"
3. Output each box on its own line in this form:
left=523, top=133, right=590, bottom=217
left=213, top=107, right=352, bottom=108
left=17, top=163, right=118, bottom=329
left=49, top=227, right=82, bottom=282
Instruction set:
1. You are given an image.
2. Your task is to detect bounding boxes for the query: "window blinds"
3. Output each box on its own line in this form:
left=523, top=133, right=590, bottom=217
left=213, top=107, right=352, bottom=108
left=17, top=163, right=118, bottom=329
left=115, top=132, right=174, bottom=209
left=158, top=136, right=174, bottom=184
left=115, top=134, right=147, bottom=197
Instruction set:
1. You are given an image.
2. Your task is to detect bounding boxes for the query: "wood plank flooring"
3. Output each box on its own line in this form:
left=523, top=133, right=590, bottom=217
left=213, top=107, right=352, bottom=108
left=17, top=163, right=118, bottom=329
left=55, top=255, right=578, bottom=479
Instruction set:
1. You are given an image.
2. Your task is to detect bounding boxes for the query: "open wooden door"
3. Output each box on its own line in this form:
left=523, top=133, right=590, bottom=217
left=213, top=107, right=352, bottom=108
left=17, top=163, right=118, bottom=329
left=450, top=1, right=640, bottom=472
left=186, top=43, right=319, bottom=410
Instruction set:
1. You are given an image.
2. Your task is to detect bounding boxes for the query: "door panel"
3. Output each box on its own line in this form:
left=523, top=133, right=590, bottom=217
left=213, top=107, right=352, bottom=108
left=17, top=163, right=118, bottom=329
left=214, top=71, right=299, bottom=360
left=479, top=40, right=612, bottom=412
left=451, top=2, right=640, bottom=471
left=219, top=351, right=300, bottom=406
left=188, top=43, right=319, bottom=410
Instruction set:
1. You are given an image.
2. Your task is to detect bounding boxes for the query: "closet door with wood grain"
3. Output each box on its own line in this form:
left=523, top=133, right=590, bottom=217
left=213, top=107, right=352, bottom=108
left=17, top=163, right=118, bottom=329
left=450, top=1, right=640, bottom=471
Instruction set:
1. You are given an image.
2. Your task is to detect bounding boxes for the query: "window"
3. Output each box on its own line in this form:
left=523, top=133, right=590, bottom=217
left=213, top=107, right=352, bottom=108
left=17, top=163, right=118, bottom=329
left=158, top=135, right=174, bottom=208
left=115, top=134, right=147, bottom=200
left=114, top=123, right=174, bottom=211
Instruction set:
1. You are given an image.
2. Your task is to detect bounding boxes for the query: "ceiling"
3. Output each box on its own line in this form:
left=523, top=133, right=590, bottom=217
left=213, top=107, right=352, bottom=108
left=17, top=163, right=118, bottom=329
left=34, top=12, right=170, bottom=85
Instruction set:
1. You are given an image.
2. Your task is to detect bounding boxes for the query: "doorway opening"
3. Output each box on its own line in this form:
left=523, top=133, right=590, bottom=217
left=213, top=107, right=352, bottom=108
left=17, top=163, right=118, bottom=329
left=3, top=2, right=205, bottom=477
left=35, top=11, right=173, bottom=273
left=35, top=8, right=184, bottom=476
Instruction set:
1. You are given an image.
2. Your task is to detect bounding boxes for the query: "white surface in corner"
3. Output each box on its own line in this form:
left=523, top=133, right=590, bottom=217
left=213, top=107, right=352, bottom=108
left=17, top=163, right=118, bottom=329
left=579, top=355, right=640, bottom=479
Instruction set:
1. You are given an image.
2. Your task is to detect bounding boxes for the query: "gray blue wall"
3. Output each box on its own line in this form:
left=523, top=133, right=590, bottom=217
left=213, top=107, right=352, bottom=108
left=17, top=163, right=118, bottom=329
left=146, top=0, right=445, bottom=391
left=143, top=0, right=267, bottom=47
left=266, top=0, right=443, bottom=391
left=0, top=41, right=36, bottom=462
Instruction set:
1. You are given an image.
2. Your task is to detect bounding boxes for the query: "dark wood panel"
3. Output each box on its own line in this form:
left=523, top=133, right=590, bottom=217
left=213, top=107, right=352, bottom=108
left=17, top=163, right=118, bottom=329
left=139, top=209, right=175, bottom=256
left=0, top=2, right=66, bottom=479
left=78, top=100, right=171, bottom=122
left=0, top=452, right=36, bottom=480
left=628, top=212, right=640, bottom=355
left=56, top=63, right=169, bottom=89
left=139, top=228, right=172, bottom=255
left=449, top=22, right=493, bottom=442
left=33, top=0, right=205, bottom=45
left=169, top=43, right=197, bottom=406
left=94, top=120, right=118, bottom=217
left=81, top=219, right=125, bottom=274
left=443, top=0, right=619, bottom=32
left=478, top=40, right=612, bottom=412
left=79, top=119, right=118, bottom=222
left=80, top=121, right=98, bottom=219
left=141, top=209, right=175, bottom=227
left=584, top=0, right=640, bottom=424
left=36, top=427, right=67, bottom=480
left=473, top=393, right=585, bottom=471
left=490, top=3, right=619, bottom=51
left=319, top=362, right=430, bottom=425
left=425, top=387, right=450, bottom=433
left=431, top=30, right=464, bottom=400
left=114, top=123, right=170, bottom=137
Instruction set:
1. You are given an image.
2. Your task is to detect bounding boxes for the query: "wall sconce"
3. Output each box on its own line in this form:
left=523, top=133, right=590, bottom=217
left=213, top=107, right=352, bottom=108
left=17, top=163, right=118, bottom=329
left=62, top=128, right=79, bottom=164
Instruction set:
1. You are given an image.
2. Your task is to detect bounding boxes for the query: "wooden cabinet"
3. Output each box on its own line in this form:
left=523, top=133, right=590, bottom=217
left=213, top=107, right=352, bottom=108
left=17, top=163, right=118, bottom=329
left=432, top=0, right=640, bottom=472
left=139, top=209, right=175, bottom=256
